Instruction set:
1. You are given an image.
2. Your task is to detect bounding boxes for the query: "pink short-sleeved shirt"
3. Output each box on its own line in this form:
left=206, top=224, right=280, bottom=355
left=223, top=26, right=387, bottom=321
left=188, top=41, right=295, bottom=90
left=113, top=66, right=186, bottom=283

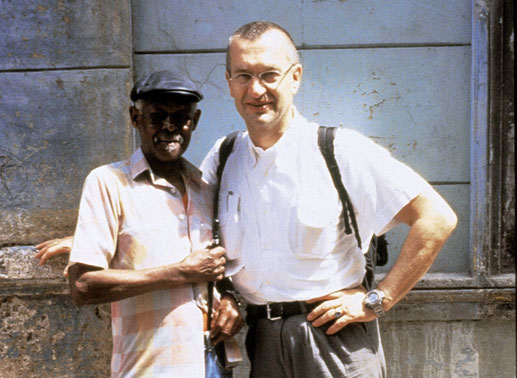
left=70, top=148, right=213, bottom=378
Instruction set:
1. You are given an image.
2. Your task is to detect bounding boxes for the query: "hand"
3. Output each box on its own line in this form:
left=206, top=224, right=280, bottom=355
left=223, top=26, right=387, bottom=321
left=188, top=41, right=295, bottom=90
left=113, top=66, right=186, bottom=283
left=210, top=294, right=244, bottom=345
left=35, top=236, right=73, bottom=265
left=306, top=287, right=377, bottom=335
left=180, top=246, right=227, bottom=282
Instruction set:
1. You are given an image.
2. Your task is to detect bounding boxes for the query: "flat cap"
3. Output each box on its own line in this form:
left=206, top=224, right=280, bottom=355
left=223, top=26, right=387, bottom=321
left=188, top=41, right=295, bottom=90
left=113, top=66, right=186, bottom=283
left=130, top=70, right=203, bottom=102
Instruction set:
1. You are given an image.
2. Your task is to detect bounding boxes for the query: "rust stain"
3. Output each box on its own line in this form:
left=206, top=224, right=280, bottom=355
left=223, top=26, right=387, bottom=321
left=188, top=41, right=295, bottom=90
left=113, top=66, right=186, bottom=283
left=368, top=99, right=386, bottom=120
left=407, top=141, right=417, bottom=150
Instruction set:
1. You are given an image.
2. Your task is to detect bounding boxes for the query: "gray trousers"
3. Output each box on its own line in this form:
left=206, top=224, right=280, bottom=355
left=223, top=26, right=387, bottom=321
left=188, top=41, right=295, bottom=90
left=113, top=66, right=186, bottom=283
left=245, top=314, right=386, bottom=378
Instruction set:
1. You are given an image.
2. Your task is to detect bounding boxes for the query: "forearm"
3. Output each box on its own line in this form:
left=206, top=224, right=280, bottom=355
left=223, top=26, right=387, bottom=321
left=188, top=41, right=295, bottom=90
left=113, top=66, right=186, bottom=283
left=377, top=205, right=457, bottom=311
left=69, top=263, right=194, bottom=305
left=69, top=245, right=227, bottom=305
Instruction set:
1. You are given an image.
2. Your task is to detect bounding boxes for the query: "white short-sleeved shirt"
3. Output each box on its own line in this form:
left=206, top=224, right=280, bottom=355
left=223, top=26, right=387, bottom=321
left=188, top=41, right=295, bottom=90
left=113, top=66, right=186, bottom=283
left=201, top=107, right=430, bottom=305
left=70, top=148, right=213, bottom=378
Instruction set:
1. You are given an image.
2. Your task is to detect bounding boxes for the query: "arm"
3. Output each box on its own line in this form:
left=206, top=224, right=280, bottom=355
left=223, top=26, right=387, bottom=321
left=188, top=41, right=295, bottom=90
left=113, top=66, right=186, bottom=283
left=377, top=190, right=457, bottom=310
left=308, top=189, right=457, bottom=334
left=68, top=245, right=227, bottom=305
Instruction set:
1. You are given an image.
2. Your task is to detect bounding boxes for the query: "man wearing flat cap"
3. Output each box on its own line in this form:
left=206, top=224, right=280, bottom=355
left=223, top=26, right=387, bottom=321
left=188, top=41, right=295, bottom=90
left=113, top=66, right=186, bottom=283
left=68, top=70, right=243, bottom=378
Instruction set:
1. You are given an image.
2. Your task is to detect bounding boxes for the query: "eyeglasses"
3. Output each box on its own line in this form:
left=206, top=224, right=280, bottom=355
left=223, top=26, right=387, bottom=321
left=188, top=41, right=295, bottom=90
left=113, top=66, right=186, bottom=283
left=229, top=63, right=297, bottom=89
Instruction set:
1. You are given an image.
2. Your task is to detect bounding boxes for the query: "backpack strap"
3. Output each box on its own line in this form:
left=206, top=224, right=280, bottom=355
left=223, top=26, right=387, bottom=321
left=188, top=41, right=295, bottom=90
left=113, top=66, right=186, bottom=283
left=317, top=126, right=389, bottom=278
left=212, top=131, right=240, bottom=244
left=208, top=131, right=240, bottom=331
left=317, top=126, right=363, bottom=249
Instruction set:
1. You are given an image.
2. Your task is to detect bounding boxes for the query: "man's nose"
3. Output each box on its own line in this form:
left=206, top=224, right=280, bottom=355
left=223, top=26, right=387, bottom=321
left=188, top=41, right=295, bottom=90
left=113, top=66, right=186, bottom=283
left=161, top=116, right=177, bottom=130
left=248, top=76, right=268, bottom=97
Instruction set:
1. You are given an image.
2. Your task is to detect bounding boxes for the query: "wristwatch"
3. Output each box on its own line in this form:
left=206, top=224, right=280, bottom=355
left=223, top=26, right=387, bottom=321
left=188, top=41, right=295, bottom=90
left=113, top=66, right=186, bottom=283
left=364, top=289, right=386, bottom=317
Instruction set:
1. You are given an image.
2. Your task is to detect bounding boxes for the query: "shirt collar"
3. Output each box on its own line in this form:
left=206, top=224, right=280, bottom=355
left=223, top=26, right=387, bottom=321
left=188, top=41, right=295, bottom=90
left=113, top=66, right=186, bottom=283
left=246, top=106, right=304, bottom=166
left=130, top=147, right=203, bottom=186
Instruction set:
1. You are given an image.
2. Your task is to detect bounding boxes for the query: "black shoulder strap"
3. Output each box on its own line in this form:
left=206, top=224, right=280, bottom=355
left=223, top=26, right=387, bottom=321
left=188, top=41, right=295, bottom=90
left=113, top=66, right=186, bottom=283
left=317, top=126, right=388, bottom=269
left=317, top=126, right=363, bottom=249
left=208, top=131, right=240, bottom=332
left=212, top=131, right=239, bottom=244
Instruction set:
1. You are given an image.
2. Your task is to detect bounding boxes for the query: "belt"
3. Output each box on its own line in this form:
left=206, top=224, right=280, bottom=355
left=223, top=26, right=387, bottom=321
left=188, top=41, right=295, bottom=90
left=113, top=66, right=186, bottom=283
left=246, top=301, right=321, bottom=324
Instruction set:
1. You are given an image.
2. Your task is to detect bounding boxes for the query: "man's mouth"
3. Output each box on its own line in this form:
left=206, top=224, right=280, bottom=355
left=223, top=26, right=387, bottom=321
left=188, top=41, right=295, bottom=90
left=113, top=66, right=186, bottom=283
left=247, top=101, right=272, bottom=110
left=153, top=134, right=184, bottom=145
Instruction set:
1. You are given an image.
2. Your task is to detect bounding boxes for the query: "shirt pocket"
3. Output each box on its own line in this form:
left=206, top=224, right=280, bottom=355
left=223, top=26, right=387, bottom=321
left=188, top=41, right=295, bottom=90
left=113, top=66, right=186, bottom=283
left=117, top=223, right=187, bottom=269
left=188, top=217, right=212, bottom=249
left=219, top=190, right=243, bottom=260
left=288, top=188, right=342, bottom=258
left=219, top=190, right=241, bottom=226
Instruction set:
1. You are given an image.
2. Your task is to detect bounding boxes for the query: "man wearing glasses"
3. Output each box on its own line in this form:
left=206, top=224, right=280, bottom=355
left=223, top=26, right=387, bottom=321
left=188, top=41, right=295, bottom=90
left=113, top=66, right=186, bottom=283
left=201, top=21, right=457, bottom=377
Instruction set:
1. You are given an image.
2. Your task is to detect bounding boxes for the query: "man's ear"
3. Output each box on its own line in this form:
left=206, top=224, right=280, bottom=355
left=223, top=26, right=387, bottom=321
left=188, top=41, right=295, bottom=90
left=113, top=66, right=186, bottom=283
left=129, top=106, right=140, bottom=129
left=191, top=109, right=201, bottom=131
left=225, top=71, right=235, bottom=98
left=291, top=63, right=303, bottom=95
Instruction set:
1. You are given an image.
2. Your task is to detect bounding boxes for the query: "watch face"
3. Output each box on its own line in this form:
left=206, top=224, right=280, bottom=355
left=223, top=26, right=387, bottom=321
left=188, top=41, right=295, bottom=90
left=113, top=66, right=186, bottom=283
left=367, top=292, right=380, bottom=303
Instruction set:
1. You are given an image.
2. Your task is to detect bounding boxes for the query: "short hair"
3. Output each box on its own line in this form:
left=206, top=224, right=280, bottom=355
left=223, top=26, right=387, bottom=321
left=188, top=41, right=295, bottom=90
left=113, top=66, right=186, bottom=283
left=226, top=21, right=299, bottom=72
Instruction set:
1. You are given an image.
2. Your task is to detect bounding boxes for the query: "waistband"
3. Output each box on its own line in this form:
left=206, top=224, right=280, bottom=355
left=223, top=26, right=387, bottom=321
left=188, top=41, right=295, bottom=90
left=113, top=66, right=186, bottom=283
left=246, top=300, right=321, bottom=325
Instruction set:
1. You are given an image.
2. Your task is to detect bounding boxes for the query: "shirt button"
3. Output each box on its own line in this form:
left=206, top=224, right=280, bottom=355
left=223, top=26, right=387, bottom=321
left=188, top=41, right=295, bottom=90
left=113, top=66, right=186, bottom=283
left=179, top=214, right=185, bottom=220
left=170, top=187, right=177, bottom=194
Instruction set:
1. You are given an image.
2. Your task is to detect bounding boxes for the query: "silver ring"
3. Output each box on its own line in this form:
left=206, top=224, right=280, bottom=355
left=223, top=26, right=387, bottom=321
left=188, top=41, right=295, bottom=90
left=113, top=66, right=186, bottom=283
left=334, top=310, right=342, bottom=319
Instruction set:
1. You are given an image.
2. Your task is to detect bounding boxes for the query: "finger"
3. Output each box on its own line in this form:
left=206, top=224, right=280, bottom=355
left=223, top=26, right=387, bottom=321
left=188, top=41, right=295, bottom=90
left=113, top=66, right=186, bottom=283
left=210, top=331, right=230, bottom=345
left=307, top=299, right=340, bottom=321
left=34, top=248, right=47, bottom=259
left=209, top=246, right=226, bottom=256
left=311, top=307, right=343, bottom=327
left=306, top=294, right=333, bottom=304
left=326, top=316, right=350, bottom=335
left=38, top=253, right=51, bottom=265
left=35, top=241, right=52, bottom=249
left=36, top=239, right=59, bottom=249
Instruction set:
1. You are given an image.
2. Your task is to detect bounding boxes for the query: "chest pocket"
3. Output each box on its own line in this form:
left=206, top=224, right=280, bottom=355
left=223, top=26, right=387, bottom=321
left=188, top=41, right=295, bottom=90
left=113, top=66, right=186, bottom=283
left=219, top=189, right=243, bottom=260
left=288, top=177, right=343, bottom=258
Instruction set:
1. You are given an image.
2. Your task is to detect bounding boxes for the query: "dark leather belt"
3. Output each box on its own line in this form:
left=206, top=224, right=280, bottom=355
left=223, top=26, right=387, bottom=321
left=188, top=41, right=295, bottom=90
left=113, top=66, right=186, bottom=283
left=246, top=301, right=321, bottom=324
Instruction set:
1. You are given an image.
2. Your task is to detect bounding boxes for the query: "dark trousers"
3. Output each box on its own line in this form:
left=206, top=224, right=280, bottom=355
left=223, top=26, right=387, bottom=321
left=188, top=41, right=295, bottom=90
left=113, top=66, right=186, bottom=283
left=246, top=315, right=386, bottom=378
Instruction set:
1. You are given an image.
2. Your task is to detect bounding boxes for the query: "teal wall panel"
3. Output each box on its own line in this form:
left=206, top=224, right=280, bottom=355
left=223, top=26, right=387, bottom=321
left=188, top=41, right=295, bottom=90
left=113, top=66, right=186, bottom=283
left=131, top=0, right=470, bottom=51
left=299, top=46, right=471, bottom=182
left=131, top=0, right=303, bottom=51
left=302, top=0, right=471, bottom=45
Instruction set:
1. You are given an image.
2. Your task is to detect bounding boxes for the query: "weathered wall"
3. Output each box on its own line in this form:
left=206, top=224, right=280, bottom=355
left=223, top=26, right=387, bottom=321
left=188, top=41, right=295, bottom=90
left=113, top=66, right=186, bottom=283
left=0, top=0, right=514, bottom=377
left=0, top=0, right=131, bottom=376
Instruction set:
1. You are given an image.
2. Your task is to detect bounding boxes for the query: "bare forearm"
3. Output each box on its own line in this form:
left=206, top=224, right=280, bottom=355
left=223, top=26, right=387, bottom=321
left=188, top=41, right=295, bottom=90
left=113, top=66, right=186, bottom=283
left=378, top=201, right=457, bottom=311
left=69, top=264, right=196, bottom=305
left=69, top=246, right=227, bottom=305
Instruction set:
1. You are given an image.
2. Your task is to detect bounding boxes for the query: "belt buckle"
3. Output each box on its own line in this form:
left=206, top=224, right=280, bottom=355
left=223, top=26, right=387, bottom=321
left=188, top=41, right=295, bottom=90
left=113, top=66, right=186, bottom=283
left=266, top=303, right=282, bottom=321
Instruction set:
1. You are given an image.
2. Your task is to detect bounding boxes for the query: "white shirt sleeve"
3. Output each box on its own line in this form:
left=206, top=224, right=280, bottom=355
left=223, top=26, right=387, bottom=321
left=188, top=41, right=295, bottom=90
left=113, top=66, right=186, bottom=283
left=333, top=128, right=431, bottom=235
left=69, top=167, right=119, bottom=269
left=200, top=137, right=226, bottom=189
